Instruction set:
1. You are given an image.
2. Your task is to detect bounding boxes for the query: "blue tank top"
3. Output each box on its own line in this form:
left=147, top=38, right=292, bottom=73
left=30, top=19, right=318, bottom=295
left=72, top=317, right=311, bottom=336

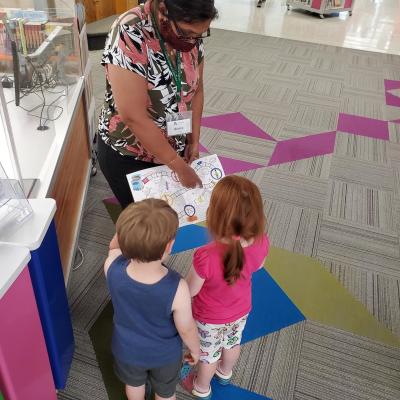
left=106, top=255, right=182, bottom=368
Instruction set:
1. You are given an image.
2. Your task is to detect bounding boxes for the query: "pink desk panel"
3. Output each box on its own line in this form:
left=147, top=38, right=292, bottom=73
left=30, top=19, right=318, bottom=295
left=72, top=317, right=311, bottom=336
left=0, top=267, right=56, bottom=400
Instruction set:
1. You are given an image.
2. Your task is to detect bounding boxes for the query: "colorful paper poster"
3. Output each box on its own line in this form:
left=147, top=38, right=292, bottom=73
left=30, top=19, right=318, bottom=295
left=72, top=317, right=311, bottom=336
left=126, top=154, right=225, bottom=226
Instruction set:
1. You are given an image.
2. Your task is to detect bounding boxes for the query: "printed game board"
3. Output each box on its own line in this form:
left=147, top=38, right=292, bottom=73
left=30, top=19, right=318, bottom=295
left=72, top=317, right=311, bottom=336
left=126, top=154, right=224, bottom=226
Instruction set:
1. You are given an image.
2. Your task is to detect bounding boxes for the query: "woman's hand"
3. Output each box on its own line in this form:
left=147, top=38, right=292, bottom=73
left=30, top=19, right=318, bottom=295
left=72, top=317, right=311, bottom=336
left=184, top=142, right=200, bottom=164
left=168, top=154, right=203, bottom=188
left=176, top=163, right=203, bottom=188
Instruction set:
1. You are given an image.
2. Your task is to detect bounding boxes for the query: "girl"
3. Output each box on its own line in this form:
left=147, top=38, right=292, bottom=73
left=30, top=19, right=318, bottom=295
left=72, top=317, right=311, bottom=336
left=184, top=175, right=270, bottom=399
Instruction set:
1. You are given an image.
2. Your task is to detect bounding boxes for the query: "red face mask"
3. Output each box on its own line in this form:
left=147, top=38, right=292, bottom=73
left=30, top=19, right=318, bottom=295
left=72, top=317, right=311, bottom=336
left=159, top=19, right=197, bottom=52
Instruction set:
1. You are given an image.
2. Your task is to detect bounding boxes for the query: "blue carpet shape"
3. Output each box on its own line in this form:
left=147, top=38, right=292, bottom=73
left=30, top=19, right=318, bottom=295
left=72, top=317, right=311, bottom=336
left=242, top=269, right=305, bottom=344
left=211, top=379, right=272, bottom=399
left=172, top=224, right=210, bottom=254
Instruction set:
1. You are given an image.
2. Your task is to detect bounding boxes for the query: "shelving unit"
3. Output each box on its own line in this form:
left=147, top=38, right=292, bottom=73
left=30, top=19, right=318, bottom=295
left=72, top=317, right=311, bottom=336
left=286, top=0, right=354, bottom=18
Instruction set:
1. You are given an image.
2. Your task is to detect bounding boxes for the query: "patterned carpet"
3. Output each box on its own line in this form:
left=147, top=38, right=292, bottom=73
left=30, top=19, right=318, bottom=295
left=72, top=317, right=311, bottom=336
left=58, top=29, right=400, bottom=400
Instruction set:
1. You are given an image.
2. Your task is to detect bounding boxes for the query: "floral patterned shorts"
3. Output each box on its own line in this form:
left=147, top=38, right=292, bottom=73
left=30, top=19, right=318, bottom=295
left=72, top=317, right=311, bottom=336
left=196, top=315, right=248, bottom=364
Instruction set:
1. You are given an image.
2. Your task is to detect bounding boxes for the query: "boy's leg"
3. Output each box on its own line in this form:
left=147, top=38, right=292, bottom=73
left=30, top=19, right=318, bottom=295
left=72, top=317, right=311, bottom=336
left=155, top=394, right=176, bottom=400
left=149, top=359, right=181, bottom=400
left=219, top=345, right=241, bottom=375
left=126, top=384, right=146, bottom=400
left=114, top=359, right=148, bottom=400
left=194, top=361, right=218, bottom=393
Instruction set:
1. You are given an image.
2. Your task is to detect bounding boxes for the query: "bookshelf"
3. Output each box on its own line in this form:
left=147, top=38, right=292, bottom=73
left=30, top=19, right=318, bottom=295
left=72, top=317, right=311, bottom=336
left=286, top=0, right=354, bottom=18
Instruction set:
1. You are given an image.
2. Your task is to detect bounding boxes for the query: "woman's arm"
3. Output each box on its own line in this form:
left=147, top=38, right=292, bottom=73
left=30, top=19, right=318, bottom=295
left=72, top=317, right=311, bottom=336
left=185, top=62, right=204, bottom=164
left=107, top=65, right=202, bottom=188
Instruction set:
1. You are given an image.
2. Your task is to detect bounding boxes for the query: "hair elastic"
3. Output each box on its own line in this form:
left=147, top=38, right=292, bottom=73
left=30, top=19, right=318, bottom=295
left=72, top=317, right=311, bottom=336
left=232, top=235, right=241, bottom=241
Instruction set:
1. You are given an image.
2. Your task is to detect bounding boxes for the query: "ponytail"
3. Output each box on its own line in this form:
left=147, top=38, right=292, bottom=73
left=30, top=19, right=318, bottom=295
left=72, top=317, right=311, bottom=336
left=223, top=239, right=244, bottom=285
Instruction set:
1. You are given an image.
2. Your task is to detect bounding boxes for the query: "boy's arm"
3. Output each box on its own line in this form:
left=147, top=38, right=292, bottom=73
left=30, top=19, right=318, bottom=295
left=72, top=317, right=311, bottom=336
left=186, top=266, right=205, bottom=297
left=104, top=233, right=122, bottom=276
left=104, top=249, right=122, bottom=276
left=172, top=279, right=200, bottom=364
left=109, top=233, right=120, bottom=250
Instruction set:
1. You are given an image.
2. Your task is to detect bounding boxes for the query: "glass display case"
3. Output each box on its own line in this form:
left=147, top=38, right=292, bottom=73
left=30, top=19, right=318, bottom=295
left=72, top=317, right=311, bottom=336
left=0, top=160, right=32, bottom=232
left=0, top=0, right=83, bottom=198
left=0, top=1, right=91, bottom=283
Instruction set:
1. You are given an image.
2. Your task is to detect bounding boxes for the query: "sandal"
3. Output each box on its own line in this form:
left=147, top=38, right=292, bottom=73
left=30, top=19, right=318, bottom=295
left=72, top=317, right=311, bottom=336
left=192, top=378, right=212, bottom=399
left=215, top=366, right=232, bottom=385
left=180, top=362, right=212, bottom=399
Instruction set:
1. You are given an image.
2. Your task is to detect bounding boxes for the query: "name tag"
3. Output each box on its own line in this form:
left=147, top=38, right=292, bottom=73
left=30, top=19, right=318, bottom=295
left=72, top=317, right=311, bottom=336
left=166, top=111, right=192, bottom=136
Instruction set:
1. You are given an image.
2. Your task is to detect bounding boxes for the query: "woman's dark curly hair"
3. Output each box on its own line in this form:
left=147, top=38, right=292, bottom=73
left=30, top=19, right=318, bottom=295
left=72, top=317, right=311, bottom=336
left=163, top=0, right=218, bottom=23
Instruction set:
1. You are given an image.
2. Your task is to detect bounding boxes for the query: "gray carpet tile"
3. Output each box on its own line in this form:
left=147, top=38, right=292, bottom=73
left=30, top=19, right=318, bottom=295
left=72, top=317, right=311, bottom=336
left=258, top=168, right=330, bottom=211
left=333, top=132, right=389, bottom=165
left=269, top=154, right=333, bottom=179
left=265, top=201, right=321, bottom=257
left=317, top=217, right=400, bottom=277
left=384, top=106, right=400, bottom=123
left=389, top=122, right=400, bottom=144
left=294, top=321, right=400, bottom=400
left=324, top=179, right=396, bottom=233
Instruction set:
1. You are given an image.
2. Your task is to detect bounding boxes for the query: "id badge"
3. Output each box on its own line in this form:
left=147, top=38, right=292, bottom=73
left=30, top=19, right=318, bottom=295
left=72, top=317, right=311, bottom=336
left=166, top=111, right=192, bottom=137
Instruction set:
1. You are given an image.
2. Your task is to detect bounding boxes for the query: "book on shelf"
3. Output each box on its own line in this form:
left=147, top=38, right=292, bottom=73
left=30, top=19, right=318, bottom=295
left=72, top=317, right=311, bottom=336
left=328, top=0, right=345, bottom=7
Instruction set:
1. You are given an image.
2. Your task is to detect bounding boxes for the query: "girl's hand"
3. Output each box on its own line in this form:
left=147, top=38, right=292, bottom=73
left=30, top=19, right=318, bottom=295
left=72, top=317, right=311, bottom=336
left=184, top=142, right=200, bottom=164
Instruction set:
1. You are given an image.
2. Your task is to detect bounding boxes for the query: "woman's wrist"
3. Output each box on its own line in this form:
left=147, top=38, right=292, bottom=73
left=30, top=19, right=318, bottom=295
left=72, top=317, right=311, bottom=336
left=167, top=154, right=187, bottom=171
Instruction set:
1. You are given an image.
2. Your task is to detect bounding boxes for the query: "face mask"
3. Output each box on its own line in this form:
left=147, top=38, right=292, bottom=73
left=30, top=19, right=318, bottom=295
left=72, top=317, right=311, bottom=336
left=159, top=19, right=197, bottom=52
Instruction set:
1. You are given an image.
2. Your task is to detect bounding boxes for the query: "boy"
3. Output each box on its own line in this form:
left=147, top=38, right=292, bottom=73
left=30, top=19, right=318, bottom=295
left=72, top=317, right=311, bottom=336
left=104, top=199, right=200, bottom=400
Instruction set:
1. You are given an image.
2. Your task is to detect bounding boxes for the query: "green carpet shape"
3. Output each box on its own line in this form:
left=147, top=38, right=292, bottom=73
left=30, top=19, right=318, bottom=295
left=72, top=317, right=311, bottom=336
left=103, top=200, right=122, bottom=225
left=89, top=302, right=126, bottom=400
left=265, top=247, right=400, bottom=347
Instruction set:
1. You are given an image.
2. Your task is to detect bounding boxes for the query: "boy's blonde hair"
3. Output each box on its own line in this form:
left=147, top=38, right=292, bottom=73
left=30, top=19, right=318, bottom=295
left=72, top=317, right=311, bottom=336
left=116, top=199, right=179, bottom=262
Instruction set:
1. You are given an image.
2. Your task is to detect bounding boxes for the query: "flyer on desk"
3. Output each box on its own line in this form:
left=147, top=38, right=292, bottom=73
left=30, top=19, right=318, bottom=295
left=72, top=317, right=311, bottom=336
left=126, top=154, right=225, bottom=226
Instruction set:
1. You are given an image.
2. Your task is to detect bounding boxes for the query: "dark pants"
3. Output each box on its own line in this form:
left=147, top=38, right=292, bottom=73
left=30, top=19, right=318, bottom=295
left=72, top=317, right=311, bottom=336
left=97, top=138, right=157, bottom=209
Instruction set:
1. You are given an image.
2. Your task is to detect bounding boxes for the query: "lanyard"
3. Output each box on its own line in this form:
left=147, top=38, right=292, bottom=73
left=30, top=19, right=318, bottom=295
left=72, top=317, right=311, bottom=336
left=151, top=14, right=182, bottom=103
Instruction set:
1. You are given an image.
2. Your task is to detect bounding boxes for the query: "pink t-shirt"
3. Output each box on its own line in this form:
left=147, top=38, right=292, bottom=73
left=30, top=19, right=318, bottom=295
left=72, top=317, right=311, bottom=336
left=192, top=234, right=270, bottom=324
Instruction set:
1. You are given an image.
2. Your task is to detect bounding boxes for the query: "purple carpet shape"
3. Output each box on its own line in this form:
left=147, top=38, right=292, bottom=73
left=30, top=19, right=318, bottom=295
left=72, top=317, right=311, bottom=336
left=268, top=131, right=336, bottom=166
left=384, top=79, right=400, bottom=91
left=384, top=80, right=400, bottom=107
left=104, top=196, right=119, bottom=205
left=337, top=113, right=389, bottom=140
left=219, top=155, right=265, bottom=175
left=201, top=112, right=276, bottom=141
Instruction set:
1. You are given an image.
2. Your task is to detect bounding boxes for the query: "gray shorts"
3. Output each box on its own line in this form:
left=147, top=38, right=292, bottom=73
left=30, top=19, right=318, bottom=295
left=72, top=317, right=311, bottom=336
left=114, top=358, right=181, bottom=398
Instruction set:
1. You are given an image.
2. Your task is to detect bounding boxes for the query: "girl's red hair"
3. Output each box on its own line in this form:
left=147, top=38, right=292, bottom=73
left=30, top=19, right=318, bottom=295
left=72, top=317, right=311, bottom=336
left=207, top=175, right=266, bottom=285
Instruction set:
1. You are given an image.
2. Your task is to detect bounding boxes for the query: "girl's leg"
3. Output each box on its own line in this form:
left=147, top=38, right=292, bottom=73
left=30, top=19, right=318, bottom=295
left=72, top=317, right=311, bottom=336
left=194, top=361, right=218, bottom=393
left=126, top=384, right=145, bottom=400
left=219, top=345, right=241, bottom=375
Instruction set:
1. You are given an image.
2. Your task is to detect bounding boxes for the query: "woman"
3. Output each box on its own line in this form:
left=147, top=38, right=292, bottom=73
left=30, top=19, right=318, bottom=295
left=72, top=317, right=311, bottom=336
left=97, top=0, right=218, bottom=209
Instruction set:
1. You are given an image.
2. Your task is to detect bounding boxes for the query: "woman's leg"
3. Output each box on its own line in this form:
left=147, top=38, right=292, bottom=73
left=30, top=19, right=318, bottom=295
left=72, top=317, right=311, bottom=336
left=219, top=345, right=241, bottom=375
left=126, top=384, right=145, bottom=400
left=97, top=138, right=157, bottom=209
left=194, top=361, right=218, bottom=393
